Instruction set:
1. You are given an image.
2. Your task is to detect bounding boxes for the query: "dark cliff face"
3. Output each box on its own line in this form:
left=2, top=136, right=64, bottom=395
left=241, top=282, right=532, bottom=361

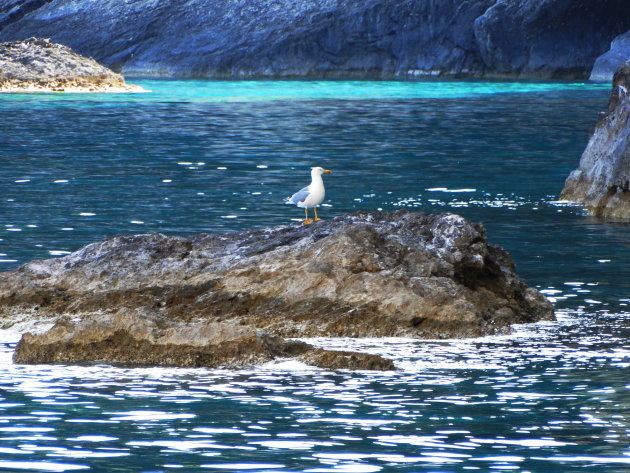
left=474, top=0, right=630, bottom=79
left=0, top=0, right=628, bottom=79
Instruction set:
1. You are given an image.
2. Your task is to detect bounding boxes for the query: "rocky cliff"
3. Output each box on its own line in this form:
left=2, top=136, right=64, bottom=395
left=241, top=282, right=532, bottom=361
left=591, top=30, right=630, bottom=81
left=3, top=211, right=554, bottom=368
left=561, top=62, right=630, bottom=218
left=0, top=0, right=628, bottom=79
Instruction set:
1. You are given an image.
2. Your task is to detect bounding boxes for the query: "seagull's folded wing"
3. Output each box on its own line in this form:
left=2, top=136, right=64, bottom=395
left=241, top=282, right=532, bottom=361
left=287, top=187, right=311, bottom=204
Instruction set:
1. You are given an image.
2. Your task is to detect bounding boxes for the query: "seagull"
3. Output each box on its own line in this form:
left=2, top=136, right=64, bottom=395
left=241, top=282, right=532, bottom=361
left=286, top=166, right=332, bottom=224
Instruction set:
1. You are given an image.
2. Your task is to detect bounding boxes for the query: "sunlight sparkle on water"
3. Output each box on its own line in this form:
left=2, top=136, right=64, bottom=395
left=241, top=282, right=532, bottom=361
left=1, top=79, right=628, bottom=473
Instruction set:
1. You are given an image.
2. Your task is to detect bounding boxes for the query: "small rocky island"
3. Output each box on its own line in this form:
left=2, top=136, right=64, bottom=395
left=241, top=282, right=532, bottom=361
left=0, top=37, right=144, bottom=93
left=561, top=61, right=630, bottom=218
left=1, top=211, right=554, bottom=370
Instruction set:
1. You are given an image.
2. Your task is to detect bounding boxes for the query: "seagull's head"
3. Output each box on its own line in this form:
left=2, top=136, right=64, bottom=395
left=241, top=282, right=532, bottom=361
left=311, top=166, right=332, bottom=177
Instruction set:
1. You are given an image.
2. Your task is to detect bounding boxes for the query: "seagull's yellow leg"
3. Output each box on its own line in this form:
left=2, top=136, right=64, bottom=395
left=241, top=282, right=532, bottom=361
left=303, top=207, right=313, bottom=224
left=314, top=207, right=322, bottom=222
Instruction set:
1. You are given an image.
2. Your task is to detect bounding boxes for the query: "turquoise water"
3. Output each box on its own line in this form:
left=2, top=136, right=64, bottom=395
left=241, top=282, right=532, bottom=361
left=1, top=80, right=630, bottom=472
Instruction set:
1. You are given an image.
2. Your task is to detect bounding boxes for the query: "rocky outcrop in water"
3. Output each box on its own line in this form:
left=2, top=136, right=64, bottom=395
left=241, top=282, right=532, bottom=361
left=561, top=62, right=630, bottom=218
left=13, top=310, right=395, bottom=370
left=2, top=210, right=553, bottom=371
left=0, top=0, right=628, bottom=79
left=590, top=30, right=630, bottom=81
left=0, top=37, right=143, bottom=92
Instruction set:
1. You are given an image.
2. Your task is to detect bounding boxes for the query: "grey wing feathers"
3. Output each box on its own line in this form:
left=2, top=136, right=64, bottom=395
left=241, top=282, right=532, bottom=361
left=288, top=187, right=310, bottom=204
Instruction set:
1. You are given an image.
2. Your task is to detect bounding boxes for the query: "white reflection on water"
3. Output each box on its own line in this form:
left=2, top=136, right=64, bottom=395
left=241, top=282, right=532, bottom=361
left=0, top=461, right=88, bottom=471
left=0, top=309, right=629, bottom=472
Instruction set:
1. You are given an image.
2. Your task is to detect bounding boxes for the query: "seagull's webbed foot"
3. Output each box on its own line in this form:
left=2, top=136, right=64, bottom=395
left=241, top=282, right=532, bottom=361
left=303, top=219, right=314, bottom=225
left=314, top=217, right=323, bottom=222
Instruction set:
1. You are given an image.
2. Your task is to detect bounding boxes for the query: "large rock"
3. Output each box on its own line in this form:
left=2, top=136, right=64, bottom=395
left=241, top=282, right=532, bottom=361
left=0, top=0, right=628, bottom=79
left=590, top=30, right=630, bottom=82
left=473, top=0, right=630, bottom=78
left=0, top=211, right=553, bottom=344
left=560, top=62, right=630, bottom=217
left=0, top=37, right=143, bottom=92
left=13, top=309, right=395, bottom=370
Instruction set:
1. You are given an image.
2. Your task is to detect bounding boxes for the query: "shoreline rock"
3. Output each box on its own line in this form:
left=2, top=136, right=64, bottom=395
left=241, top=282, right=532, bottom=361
left=0, top=37, right=145, bottom=93
left=13, top=310, right=394, bottom=370
left=560, top=62, right=630, bottom=218
left=2, top=211, right=554, bottom=369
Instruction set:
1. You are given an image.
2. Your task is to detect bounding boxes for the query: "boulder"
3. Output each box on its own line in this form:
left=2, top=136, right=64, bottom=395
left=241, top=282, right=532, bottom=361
left=13, top=309, right=395, bottom=370
left=0, top=37, right=144, bottom=92
left=560, top=62, right=630, bottom=217
left=0, top=1, right=628, bottom=79
left=0, top=211, right=554, bottom=346
left=590, top=30, right=630, bottom=82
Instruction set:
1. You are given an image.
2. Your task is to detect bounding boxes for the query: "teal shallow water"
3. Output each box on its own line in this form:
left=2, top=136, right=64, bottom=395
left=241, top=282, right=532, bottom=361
left=1, top=79, right=629, bottom=472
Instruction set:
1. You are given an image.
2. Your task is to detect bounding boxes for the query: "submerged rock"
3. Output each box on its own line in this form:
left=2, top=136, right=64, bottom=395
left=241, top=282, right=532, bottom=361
left=0, top=37, right=144, bottom=93
left=0, top=1, right=628, bottom=79
left=561, top=62, right=630, bottom=218
left=1, top=211, right=553, bottom=359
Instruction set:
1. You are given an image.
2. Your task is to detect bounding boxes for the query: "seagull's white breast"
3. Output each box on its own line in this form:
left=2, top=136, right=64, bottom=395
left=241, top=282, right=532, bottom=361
left=300, top=181, right=325, bottom=208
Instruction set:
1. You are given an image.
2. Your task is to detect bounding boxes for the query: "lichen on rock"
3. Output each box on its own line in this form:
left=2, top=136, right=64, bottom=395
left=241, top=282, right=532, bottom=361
left=561, top=61, right=630, bottom=218
left=0, top=37, right=144, bottom=93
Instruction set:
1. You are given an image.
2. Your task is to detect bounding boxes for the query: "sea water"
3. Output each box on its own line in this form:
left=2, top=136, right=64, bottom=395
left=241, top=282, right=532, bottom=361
left=0, top=80, right=629, bottom=472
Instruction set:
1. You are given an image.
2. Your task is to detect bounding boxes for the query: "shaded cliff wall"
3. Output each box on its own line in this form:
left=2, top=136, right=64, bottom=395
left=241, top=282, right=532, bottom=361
left=0, top=0, right=629, bottom=79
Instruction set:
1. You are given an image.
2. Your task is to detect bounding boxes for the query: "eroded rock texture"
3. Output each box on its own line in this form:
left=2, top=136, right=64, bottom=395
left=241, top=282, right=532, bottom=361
left=1, top=211, right=553, bottom=349
left=0, top=37, right=143, bottom=92
left=0, top=0, right=628, bottom=79
left=13, top=309, right=395, bottom=370
left=13, top=310, right=310, bottom=367
left=561, top=62, right=630, bottom=218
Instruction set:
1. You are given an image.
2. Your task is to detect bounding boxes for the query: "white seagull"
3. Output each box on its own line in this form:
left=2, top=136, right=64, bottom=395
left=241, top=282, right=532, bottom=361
left=287, top=166, right=332, bottom=224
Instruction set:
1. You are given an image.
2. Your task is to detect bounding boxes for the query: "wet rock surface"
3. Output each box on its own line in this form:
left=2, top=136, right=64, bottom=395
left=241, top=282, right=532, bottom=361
left=561, top=62, right=630, bottom=218
left=0, top=37, right=143, bottom=92
left=0, top=1, right=628, bottom=79
left=2, top=210, right=554, bottom=370
left=13, top=310, right=307, bottom=368
left=298, top=349, right=395, bottom=371
left=14, top=309, right=396, bottom=370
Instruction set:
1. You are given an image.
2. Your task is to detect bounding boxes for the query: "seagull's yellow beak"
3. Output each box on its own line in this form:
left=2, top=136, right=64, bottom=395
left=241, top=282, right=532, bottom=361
left=324, top=169, right=332, bottom=174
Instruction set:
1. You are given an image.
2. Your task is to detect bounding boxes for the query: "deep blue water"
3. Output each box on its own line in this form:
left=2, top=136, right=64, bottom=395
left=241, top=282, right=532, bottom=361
left=1, top=80, right=630, bottom=472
